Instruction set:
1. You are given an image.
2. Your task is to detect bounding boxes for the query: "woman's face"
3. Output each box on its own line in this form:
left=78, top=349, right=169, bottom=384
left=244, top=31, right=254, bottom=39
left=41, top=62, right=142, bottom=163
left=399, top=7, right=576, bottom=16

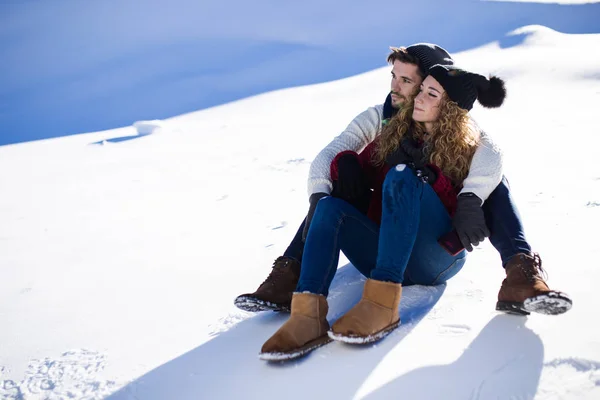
left=412, top=75, right=445, bottom=127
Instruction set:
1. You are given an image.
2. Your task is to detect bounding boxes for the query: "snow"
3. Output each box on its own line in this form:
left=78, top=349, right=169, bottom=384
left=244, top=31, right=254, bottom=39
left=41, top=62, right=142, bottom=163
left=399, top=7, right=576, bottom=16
left=2, top=0, right=599, bottom=145
left=1, top=3, right=600, bottom=400
left=132, top=120, right=164, bottom=136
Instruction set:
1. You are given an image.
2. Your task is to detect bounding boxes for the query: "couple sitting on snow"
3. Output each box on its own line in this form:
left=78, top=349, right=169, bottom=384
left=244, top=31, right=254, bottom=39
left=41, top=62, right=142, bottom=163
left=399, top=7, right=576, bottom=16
left=234, top=43, right=572, bottom=361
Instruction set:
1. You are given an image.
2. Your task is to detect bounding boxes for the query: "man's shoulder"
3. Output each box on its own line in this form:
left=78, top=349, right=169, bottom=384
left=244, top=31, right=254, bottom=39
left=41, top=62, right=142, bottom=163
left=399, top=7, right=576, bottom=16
left=352, top=103, right=385, bottom=123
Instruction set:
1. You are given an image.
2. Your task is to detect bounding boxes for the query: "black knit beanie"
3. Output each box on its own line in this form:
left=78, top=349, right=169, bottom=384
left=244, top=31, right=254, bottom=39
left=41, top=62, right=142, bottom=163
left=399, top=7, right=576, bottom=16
left=428, top=64, right=506, bottom=111
left=405, top=43, right=454, bottom=76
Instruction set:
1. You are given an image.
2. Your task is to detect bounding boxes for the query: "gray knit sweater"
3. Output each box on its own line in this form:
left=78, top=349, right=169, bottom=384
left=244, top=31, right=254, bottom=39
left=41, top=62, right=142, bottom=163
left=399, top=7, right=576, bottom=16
left=307, top=103, right=503, bottom=204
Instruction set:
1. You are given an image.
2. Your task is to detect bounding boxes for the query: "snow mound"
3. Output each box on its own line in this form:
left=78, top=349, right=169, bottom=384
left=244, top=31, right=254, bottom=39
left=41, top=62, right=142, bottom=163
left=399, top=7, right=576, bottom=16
left=133, top=120, right=164, bottom=135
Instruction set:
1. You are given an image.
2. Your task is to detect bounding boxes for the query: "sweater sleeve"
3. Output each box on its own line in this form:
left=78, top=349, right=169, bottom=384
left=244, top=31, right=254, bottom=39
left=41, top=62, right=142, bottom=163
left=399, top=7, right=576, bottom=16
left=307, top=104, right=384, bottom=196
left=460, top=125, right=504, bottom=204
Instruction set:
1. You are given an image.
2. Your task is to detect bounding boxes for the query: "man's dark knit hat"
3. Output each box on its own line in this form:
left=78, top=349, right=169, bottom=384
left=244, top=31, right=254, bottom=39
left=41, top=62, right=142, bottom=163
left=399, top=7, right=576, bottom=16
left=428, top=64, right=507, bottom=111
left=405, top=43, right=454, bottom=75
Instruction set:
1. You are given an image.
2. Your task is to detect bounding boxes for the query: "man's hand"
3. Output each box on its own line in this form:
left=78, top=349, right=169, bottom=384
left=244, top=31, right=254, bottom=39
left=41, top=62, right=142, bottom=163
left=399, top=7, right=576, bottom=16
left=453, top=193, right=490, bottom=252
left=302, top=192, right=328, bottom=241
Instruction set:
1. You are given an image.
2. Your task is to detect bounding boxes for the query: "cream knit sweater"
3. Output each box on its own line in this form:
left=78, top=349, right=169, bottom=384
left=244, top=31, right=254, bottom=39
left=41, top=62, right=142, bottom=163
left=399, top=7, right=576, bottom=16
left=307, top=103, right=503, bottom=204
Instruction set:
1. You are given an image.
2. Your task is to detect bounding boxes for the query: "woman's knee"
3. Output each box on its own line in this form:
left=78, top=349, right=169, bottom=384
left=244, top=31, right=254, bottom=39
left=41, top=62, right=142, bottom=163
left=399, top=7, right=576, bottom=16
left=382, top=165, right=420, bottom=208
left=311, top=196, right=348, bottom=225
left=315, top=196, right=345, bottom=212
left=383, top=165, right=418, bottom=191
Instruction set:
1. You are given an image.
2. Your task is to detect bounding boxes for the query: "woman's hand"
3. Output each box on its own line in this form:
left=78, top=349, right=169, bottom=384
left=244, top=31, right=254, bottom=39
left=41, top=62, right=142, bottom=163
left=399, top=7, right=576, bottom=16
left=385, top=143, right=412, bottom=167
left=334, top=153, right=368, bottom=201
left=400, top=137, right=438, bottom=184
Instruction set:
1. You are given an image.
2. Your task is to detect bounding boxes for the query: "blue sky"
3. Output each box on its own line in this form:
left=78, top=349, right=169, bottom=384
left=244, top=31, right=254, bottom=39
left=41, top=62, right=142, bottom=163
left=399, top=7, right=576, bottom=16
left=1, top=0, right=598, bottom=145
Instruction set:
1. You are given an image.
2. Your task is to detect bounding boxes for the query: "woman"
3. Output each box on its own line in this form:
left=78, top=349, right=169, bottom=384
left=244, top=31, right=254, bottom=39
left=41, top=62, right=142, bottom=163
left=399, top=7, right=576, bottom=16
left=259, top=65, right=507, bottom=361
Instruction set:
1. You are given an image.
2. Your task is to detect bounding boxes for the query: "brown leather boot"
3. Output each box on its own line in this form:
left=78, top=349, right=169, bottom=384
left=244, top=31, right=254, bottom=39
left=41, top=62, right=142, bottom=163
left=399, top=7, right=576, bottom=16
left=259, top=292, right=332, bottom=361
left=496, top=253, right=572, bottom=315
left=329, top=279, right=402, bottom=344
left=234, top=257, right=300, bottom=312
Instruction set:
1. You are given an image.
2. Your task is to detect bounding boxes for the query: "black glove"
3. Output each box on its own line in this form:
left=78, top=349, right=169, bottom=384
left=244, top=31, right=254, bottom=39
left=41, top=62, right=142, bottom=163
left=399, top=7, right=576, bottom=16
left=335, top=153, right=368, bottom=201
left=302, top=192, right=328, bottom=241
left=385, top=143, right=412, bottom=167
left=411, top=165, right=438, bottom=184
left=400, top=136, right=425, bottom=163
left=452, top=193, right=490, bottom=252
left=401, top=136, right=438, bottom=184
left=331, top=181, right=372, bottom=214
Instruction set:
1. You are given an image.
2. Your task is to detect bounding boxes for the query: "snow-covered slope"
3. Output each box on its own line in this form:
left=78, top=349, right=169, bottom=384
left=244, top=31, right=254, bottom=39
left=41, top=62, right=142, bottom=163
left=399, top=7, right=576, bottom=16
left=1, top=25, right=600, bottom=399
left=2, top=0, right=599, bottom=145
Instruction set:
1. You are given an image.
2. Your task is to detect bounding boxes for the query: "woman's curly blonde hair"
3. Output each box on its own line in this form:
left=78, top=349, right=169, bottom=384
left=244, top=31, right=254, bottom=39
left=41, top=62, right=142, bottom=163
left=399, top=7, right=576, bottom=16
left=374, top=94, right=479, bottom=186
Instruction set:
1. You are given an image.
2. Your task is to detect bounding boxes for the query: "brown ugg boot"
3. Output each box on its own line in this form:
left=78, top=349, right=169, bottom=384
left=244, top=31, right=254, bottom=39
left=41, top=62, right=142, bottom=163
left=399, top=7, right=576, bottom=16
left=259, top=292, right=332, bottom=361
left=496, top=253, right=572, bottom=315
left=329, top=279, right=402, bottom=344
left=235, top=257, right=300, bottom=312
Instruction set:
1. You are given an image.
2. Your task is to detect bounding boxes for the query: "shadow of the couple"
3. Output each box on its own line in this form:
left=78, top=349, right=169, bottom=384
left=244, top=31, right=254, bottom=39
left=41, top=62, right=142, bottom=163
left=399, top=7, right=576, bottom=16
left=364, top=315, right=544, bottom=400
left=107, top=264, right=444, bottom=399
left=107, top=265, right=544, bottom=400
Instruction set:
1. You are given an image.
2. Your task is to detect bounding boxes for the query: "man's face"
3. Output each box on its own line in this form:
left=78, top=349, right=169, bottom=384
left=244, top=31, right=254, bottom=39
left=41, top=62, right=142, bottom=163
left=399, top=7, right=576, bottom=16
left=390, top=60, right=422, bottom=108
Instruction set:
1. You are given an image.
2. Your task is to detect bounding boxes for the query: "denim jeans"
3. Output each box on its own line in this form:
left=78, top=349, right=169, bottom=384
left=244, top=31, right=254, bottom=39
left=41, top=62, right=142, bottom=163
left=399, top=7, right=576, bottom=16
left=282, top=220, right=306, bottom=263
left=483, top=176, right=531, bottom=265
left=285, top=175, right=532, bottom=269
left=295, top=166, right=467, bottom=296
left=282, top=182, right=369, bottom=263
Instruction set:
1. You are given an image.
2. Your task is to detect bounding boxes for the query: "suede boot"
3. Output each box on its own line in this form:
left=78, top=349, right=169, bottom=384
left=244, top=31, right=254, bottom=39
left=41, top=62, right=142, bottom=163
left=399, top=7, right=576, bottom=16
left=259, top=292, right=332, bottom=361
left=329, top=279, right=402, bottom=344
left=496, top=253, right=572, bottom=315
left=235, top=257, right=300, bottom=312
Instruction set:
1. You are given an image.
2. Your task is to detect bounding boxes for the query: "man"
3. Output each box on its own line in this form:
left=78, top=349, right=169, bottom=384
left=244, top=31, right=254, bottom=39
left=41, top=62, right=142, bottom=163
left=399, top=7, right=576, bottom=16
left=235, top=43, right=571, bottom=316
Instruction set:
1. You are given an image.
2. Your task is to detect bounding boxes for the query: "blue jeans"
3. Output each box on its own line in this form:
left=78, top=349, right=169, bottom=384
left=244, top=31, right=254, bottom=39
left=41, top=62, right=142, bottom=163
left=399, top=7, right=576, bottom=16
left=296, top=166, right=467, bottom=296
left=284, top=175, right=531, bottom=269
left=484, top=176, right=531, bottom=265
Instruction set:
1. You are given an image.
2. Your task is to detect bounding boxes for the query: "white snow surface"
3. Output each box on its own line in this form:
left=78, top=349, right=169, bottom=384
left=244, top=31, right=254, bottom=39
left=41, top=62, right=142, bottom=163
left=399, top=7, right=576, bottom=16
left=1, top=25, right=600, bottom=400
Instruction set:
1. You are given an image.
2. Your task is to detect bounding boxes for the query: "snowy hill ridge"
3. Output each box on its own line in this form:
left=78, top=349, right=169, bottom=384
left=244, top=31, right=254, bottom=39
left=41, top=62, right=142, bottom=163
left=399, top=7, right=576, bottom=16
left=1, top=25, right=600, bottom=399
left=2, top=0, right=600, bottom=145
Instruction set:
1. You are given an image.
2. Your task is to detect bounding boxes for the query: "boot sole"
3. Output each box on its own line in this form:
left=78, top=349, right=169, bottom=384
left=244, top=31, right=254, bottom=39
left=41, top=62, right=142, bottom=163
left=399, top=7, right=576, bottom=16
left=496, top=292, right=572, bottom=316
left=234, top=296, right=291, bottom=313
left=495, top=301, right=530, bottom=315
left=523, top=292, right=572, bottom=315
left=258, top=335, right=333, bottom=361
left=327, top=320, right=401, bottom=344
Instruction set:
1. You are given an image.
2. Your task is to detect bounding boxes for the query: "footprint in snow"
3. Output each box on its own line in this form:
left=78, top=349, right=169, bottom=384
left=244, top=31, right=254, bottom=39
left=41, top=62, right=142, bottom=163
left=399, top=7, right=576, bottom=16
left=0, top=349, right=117, bottom=400
left=286, top=158, right=306, bottom=165
left=540, top=357, right=600, bottom=392
left=438, top=324, right=472, bottom=336
left=271, top=221, right=287, bottom=230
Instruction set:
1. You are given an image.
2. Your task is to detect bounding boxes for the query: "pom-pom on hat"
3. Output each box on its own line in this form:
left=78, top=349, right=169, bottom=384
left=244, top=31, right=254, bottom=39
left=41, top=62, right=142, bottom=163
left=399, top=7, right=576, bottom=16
left=428, top=64, right=506, bottom=111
